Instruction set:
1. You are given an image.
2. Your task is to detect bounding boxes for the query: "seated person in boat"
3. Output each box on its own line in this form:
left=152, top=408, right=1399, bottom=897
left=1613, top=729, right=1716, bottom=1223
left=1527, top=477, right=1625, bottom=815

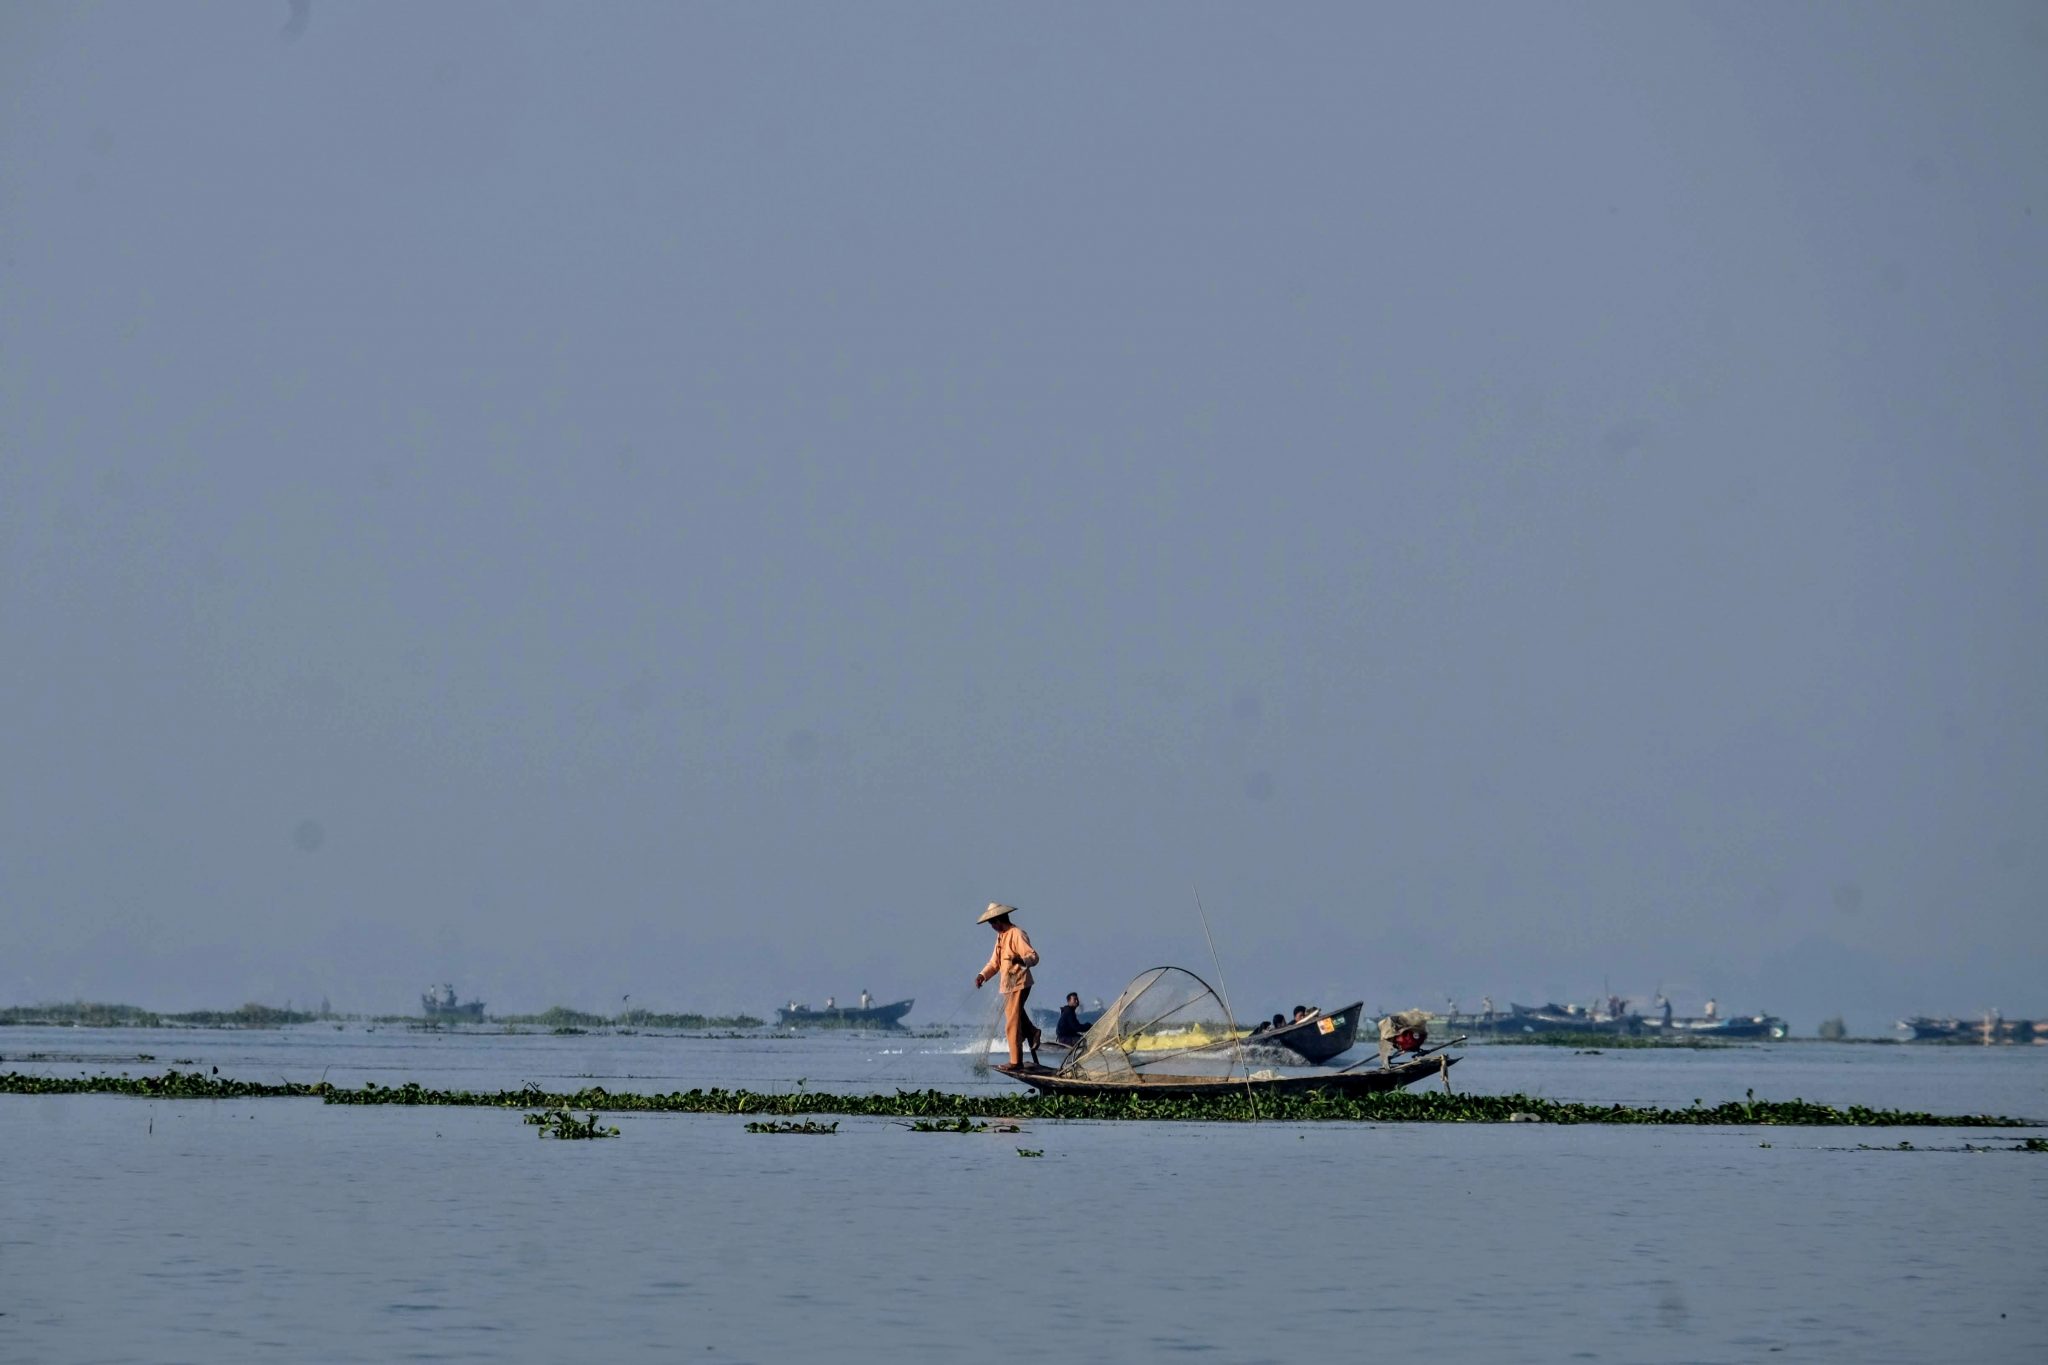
left=1055, top=992, right=1090, bottom=1046
left=1292, top=1004, right=1319, bottom=1023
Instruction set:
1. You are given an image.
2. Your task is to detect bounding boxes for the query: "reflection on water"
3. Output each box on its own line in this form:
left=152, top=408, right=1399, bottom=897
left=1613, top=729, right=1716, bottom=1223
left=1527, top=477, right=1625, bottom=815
left=2, top=1029, right=2044, bottom=1363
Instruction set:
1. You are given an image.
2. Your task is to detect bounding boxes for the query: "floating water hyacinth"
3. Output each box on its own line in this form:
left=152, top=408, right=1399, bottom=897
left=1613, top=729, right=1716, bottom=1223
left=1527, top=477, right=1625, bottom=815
left=744, top=1120, right=838, bottom=1134
left=902, top=1116, right=990, bottom=1133
left=1, top=1071, right=2035, bottom=1127
left=522, top=1107, right=619, bottom=1139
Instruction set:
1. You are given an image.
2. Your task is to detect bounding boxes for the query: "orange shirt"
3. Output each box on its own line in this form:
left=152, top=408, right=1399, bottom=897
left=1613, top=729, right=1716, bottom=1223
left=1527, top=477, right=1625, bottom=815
left=980, top=925, right=1038, bottom=994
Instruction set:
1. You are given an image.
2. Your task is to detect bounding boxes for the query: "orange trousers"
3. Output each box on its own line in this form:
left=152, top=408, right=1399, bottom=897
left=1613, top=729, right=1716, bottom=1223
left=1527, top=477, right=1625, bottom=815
left=1003, top=985, right=1042, bottom=1066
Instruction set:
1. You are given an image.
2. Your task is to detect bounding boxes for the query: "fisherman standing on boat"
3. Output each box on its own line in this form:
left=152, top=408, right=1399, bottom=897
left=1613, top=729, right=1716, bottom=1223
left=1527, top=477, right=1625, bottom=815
left=974, top=903, right=1041, bottom=1069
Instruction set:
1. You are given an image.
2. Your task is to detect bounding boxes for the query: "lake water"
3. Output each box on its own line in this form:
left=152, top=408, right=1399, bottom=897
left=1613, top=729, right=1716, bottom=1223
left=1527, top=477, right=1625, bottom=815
left=3, top=1026, right=2044, bottom=1363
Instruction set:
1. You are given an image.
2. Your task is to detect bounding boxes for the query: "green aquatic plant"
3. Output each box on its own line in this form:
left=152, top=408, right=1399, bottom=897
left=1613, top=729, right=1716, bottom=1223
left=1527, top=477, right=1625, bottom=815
left=1017, top=1148, right=1043, bottom=1157
left=904, top=1116, right=990, bottom=1133
left=0, top=1002, right=162, bottom=1028
left=494, top=1006, right=766, bottom=1030
left=616, top=1010, right=766, bottom=1030
left=523, top=1107, right=619, bottom=1139
left=2, top=1071, right=2035, bottom=1127
left=744, top=1120, right=838, bottom=1134
left=162, top=1003, right=318, bottom=1028
left=1483, top=1032, right=1728, bottom=1049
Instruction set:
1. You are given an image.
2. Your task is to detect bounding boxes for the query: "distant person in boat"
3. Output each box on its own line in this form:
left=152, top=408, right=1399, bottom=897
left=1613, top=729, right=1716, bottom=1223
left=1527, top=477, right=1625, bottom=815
left=1703, top=998, right=1718, bottom=1021
left=974, top=903, right=1041, bottom=1069
left=858, top=990, right=872, bottom=1009
left=1055, top=992, right=1089, bottom=1046
left=825, top=996, right=836, bottom=1010
left=1657, top=994, right=1673, bottom=1027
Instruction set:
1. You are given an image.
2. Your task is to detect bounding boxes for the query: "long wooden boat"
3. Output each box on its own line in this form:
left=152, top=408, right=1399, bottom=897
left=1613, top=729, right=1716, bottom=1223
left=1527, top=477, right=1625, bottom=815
left=1245, top=1001, right=1364, bottom=1064
left=1001, top=1046, right=1459, bottom=1099
left=776, top=998, right=914, bottom=1029
left=1638, top=1013, right=1788, bottom=1040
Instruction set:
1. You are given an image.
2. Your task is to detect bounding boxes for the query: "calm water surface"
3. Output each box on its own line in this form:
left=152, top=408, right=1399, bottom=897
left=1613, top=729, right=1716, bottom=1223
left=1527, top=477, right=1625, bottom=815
left=3, top=1027, right=2043, bottom=1363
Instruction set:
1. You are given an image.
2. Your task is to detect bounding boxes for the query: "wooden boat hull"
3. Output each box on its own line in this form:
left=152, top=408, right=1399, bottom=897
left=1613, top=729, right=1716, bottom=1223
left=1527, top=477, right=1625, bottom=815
left=775, top=999, right=914, bottom=1029
left=1638, top=1015, right=1788, bottom=1040
left=1002, top=1051, right=1457, bottom=1099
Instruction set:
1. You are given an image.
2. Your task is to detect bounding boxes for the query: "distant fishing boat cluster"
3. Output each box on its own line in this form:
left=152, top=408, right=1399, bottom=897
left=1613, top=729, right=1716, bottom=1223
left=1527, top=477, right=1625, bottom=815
left=1443, top=998, right=1789, bottom=1040
left=407, top=984, right=2042, bottom=1045
left=1897, top=1013, right=2048, bottom=1044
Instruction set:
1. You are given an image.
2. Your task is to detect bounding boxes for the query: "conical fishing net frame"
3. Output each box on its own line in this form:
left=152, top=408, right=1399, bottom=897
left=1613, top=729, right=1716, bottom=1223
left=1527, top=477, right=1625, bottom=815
left=1059, top=966, right=1252, bottom=1082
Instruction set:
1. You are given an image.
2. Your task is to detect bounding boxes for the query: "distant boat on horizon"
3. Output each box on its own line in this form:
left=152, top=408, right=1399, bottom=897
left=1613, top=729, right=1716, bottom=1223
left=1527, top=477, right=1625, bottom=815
left=775, top=997, right=913, bottom=1029
left=421, top=983, right=486, bottom=1021
left=1446, top=1001, right=1788, bottom=1040
left=1898, top=1013, right=2045, bottom=1043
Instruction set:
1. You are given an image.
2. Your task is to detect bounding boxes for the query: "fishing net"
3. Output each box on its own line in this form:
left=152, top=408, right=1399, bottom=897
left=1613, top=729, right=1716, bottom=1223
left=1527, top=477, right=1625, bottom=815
left=1059, top=967, right=1251, bottom=1082
left=963, top=987, right=1013, bottom=1074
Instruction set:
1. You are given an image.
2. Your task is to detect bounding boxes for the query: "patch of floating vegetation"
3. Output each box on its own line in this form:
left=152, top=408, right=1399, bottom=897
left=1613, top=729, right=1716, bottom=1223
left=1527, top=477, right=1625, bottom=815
left=904, top=1117, right=995, bottom=1133
left=1, top=1003, right=162, bottom=1028
left=5, top=1002, right=767, bottom=1031
left=2, top=1071, right=2034, bottom=1127
left=1823, top=1137, right=2047, bottom=1154
left=744, top=1120, right=838, bottom=1134
left=0, top=1002, right=319, bottom=1028
left=523, top=1107, right=619, bottom=1139
left=1480, top=1032, right=1732, bottom=1049
left=1017, top=1148, right=1044, bottom=1157
left=493, top=1007, right=766, bottom=1030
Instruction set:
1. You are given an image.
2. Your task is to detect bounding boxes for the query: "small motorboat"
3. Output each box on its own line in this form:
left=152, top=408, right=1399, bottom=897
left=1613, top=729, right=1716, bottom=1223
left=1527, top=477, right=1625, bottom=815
left=1243, top=1001, right=1364, bottom=1064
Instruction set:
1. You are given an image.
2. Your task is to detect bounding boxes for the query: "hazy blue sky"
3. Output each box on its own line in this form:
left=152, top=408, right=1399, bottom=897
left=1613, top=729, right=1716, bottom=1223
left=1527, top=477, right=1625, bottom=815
left=3, top=2, right=2043, bottom=1030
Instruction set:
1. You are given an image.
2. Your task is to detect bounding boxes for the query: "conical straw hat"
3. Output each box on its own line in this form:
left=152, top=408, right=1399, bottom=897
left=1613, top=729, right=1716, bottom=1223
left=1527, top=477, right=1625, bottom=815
left=976, top=902, right=1017, bottom=925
